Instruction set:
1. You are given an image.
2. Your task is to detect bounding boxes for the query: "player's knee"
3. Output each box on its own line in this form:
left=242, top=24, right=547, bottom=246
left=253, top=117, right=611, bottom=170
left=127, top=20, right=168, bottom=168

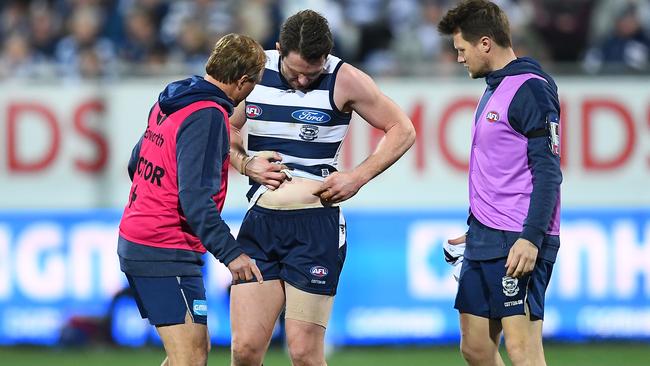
left=287, top=342, right=320, bottom=366
left=231, top=338, right=264, bottom=366
left=287, top=333, right=324, bottom=366
left=167, top=350, right=208, bottom=366
left=460, top=339, right=496, bottom=365
left=505, top=338, right=531, bottom=366
left=191, top=351, right=209, bottom=366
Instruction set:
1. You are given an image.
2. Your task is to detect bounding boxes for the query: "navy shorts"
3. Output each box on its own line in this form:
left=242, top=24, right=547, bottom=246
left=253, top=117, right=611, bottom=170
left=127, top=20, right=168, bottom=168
left=454, top=257, right=554, bottom=320
left=125, top=274, right=208, bottom=326
left=236, top=205, right=347, bottom=296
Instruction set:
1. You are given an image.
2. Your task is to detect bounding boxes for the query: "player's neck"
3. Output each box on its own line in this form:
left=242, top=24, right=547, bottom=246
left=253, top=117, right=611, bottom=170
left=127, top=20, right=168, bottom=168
left=204, top=74, right=237, bottom=102
left=489, top=47, right=517, bottom=73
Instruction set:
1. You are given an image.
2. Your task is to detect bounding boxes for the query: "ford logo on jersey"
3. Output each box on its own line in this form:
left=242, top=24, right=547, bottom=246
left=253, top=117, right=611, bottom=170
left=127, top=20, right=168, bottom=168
left=310, top=266, right=329, bottom=278
left=246, top=104, right=263, bottom=118
left=291, top=109, right=331, bottom=124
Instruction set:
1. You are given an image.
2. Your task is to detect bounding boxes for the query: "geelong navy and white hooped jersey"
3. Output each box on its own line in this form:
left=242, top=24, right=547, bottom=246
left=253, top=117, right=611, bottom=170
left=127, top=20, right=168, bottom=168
left=244, top=50, right=352, bottom=178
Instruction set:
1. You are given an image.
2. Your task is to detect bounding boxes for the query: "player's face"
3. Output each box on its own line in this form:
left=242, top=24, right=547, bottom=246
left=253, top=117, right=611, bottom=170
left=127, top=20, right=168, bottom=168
left=280, top=51, right=326, bottom=91
left=453, top=31, right=490, bottom=79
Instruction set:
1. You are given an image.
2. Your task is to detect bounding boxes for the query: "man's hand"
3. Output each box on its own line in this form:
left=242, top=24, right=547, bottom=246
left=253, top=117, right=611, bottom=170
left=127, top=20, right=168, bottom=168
left=505, top=238, right=538, bottom=278
left=313, top=171, right=363, bottom=205
left=244, top=151, right=289, bottom=190
left=448, top=234, right=466, bottom=245
left=227, top=253, right=263, bottom=284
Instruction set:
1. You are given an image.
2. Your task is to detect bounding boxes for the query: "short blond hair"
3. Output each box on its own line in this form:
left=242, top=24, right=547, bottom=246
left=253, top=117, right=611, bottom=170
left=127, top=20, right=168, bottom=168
left=205, top=33, right=266, bottom=84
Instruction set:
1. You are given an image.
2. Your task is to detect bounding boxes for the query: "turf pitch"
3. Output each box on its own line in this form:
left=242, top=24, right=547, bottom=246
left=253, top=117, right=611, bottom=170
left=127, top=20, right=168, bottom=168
left=1, top=343, right=649, bottom=366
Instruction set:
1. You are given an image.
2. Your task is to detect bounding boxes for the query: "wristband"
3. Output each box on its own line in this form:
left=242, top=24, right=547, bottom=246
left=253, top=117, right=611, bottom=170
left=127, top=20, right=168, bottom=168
left=240, top=155, right=255, bottom=176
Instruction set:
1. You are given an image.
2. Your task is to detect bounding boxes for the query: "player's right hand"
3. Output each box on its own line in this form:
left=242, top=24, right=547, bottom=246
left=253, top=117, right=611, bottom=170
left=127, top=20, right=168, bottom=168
left=245, top=151, right=290, bottom=190
left=227, top=253, right=263, bottom=284
left=448, top=234, right=466, bottom=245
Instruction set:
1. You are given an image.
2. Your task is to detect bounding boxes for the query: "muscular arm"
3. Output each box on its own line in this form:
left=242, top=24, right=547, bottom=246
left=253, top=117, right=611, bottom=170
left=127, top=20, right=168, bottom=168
left=317, top=64, right=415, bottom=203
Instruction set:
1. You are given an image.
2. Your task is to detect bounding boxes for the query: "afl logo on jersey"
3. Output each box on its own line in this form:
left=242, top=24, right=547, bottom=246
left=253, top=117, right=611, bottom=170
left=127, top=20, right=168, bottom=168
left=310, top=266, right=329, bottom=278
left=246, top=104, right=263, bottom=118
left=291, top=109, right=331, bottom=124
left=486, top=111, right=499, bottom=122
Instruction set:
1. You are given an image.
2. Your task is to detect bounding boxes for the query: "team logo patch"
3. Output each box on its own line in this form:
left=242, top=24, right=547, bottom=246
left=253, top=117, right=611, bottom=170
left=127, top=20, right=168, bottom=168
left=246, top=104, right=263, bottom=118
left=486, top=111, right=499, bottom=122
left=547, top=113, right=560, bottom=156
left=310, top=266, right=329, bottom=278
left=502, top=276, right=519, bottom=297
left=291, top=109, right=331, bottom=124
left=299, top=124, right=319, bottom=141
left=192, top=300, right=208, bottom=316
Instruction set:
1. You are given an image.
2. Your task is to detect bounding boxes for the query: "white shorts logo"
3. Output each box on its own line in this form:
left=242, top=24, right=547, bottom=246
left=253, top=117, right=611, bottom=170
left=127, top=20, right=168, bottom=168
left=502, top=276, right=519, bottom=297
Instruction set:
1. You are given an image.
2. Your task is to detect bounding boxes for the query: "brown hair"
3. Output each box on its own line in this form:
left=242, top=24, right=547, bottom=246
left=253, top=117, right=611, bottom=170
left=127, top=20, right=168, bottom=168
left=279, top=10, right=333, bottom=62
left=205, top=33, right=266, bottom=84
left=438, top=0, right=512, bottom=48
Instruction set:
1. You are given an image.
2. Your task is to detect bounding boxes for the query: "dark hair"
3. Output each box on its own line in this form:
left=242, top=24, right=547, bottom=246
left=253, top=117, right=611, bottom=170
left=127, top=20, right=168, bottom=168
left=437, top=0, right=511, bottom=48
left=279, top=10, right=333, bottom=62
left=205, top=33, right=266, bottom=84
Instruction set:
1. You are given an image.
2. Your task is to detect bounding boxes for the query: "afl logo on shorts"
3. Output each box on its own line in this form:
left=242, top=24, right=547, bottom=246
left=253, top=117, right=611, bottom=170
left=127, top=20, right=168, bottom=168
left=246, top=104, right=263, bottom=118
left=486, top=111, right=499, bottom=123
left=310, top=266, right=329, bottom=278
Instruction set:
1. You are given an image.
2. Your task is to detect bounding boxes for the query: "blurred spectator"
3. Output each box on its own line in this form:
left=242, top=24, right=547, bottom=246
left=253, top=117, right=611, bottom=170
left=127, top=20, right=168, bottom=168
left=234, top=0, right=281, bottom=50
left=0, top=0, right=649, bottom=79
left=29, top=2, right=63, bottom=58
left=167, top=21, right=210, bottom=75
left=391, top=0, right=444, bottom=75
left=584, top=4, right=650, bottom=73
left=55, top=4, right=116, bottom=80
left=0, top=32, right=49, bottom=79
left=0, top=1, right=30, bottom=38
left=589, top=0, right=650, bottom=44
left=161, top=0, right=234, bottom=45
left=119, top=7, right=163, bottom=63
left=530, top=0, right=596, bottom=63
left=339, top=0, right=398, bottom=74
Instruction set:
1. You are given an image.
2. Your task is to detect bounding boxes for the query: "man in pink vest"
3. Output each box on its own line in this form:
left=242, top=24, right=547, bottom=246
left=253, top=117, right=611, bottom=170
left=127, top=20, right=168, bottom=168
left=439, top=1, right=562, bottom=366
left=117, top=33, right=266, bottom=366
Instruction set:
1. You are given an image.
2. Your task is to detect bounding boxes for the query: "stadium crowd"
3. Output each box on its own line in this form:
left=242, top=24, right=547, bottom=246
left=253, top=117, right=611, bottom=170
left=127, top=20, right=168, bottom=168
left=1, top=0, right=649, bottom=80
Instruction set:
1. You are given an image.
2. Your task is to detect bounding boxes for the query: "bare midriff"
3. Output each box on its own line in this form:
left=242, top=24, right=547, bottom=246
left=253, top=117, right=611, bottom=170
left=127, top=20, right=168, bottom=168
left=256, top=176, right=328, bottom=209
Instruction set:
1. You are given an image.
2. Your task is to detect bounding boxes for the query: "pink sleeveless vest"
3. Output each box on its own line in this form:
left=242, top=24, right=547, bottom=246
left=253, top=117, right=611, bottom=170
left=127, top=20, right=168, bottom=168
left=469, top=74, right=561, bottom=235
left=119, top=100, right=231, bottom=252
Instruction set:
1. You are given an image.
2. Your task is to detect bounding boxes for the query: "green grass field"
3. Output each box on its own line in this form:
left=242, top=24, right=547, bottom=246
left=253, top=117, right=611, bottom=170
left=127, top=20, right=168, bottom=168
left=1, top=343, right=649, bottom=366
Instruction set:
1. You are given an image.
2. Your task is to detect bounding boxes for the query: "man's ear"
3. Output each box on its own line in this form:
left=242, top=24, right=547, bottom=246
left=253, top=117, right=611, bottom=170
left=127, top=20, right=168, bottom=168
left=237, top=75, right=248, bottom=90
left=479, top=36, right=491, bottom=53
left=275, top=42, right=281, bottom=53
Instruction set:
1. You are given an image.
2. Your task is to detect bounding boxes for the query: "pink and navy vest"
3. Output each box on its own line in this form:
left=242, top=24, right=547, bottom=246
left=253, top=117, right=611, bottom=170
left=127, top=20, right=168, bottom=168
left=119, top=100, right=230, bottom=253
left=469, top=73, right=560, bottom=235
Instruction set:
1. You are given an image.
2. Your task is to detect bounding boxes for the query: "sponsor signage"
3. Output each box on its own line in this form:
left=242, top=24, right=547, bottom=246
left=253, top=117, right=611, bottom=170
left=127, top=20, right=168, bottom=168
left=0, top=209, right=648, bottom=345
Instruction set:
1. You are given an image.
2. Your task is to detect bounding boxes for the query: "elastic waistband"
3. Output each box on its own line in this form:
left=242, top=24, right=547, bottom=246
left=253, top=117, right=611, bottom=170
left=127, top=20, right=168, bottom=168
left=250, top=204, right=340, bottom=216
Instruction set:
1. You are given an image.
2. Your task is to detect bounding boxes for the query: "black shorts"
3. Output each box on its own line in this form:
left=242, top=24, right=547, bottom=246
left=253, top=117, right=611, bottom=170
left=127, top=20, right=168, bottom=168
left=236, top=205, right=347, bottom=296
left=454, top=257, right=554, bottom=320
left=125, top=274, right=208, bottom=326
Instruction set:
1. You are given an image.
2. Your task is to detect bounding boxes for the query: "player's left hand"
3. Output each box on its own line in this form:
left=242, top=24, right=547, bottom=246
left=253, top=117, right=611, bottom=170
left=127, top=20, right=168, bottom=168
left=505, top=238, right=538, bottom=278
left=313, top=171, right=363, bottom=205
